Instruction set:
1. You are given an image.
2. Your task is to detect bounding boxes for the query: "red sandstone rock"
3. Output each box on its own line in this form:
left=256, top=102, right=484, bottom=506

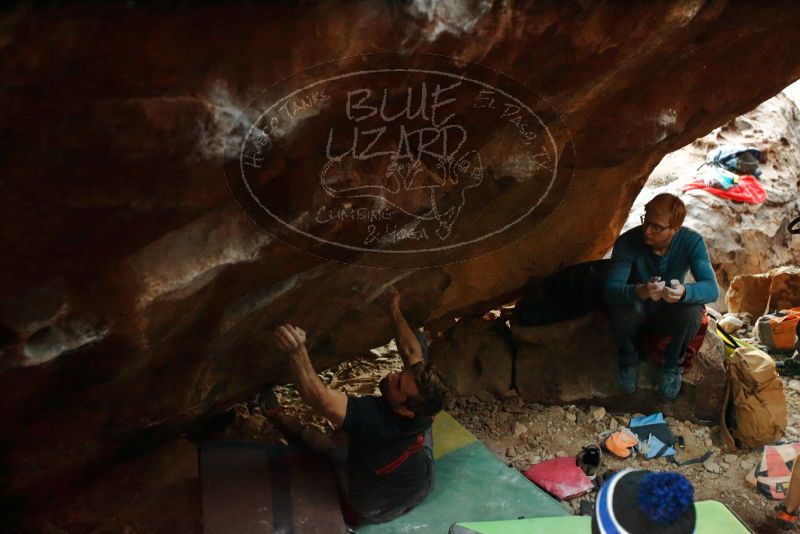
left=2, top=2, right=800, bottom=527
left=429, top=316, right=513, bottom=397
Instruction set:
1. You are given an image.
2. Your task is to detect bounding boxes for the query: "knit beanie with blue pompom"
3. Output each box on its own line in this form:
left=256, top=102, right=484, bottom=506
left=591, top=469, right=696, bottom=534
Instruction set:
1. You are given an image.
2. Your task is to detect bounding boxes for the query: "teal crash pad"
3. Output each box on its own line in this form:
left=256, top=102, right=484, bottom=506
left=358, top=413, right=568, bottom=533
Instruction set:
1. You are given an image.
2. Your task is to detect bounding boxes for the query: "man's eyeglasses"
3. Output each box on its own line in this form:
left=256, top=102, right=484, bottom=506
left=640, top=215, right=670, bottom=233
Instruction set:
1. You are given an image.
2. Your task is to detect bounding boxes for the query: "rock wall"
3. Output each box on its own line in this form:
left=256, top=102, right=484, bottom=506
left=2, top=1, right=800, bottom=526
left=429, top=315, right=514, bottom=397
left=622, top=92, right=800, bottom=311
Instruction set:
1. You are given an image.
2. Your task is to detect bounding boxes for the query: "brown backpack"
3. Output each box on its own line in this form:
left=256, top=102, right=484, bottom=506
left=720, top=330, right=787, bottom=449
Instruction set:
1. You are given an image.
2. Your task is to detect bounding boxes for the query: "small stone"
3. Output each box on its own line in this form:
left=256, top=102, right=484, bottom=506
left=240, top=414, right=265, bottom=436
left=506, top=446, right=516, bottom=457
left=595, top=422, right=606, bottom=433
left=609, top=417, right=619, bottom=431
left=723, top=454, right=738, bottom=464
left=549, top=405, right=566, bottom=419
left=513, top=422, right=528, bottom=438
left=789, top=381, right=800, bottom=394
left=500, top=388, right=519, bottom=399
left=787, top=426, right=799, bottom=435
left=477, top=390, right=496, bottom=403
left=576, top=410, right=589, bottom=426
left=556, top=450, right=568, bottom=457
left=719, top=314, right=744, bottom=334
left=703, top=460, right=723, bottom=474
left=566, top=412, right=577, bottom=422
left=592, top=407, right=607, bottom=422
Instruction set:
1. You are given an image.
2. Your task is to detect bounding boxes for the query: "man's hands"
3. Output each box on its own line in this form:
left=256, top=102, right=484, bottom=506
left=381, top=286, right=423, bottom=367
left=636, top=278, right=685, bottom=303
left=662, top=280, right=686, bottom=303
left=274, top=324, right=307, bottom=355
left=636, top=278, right=665, bottom=301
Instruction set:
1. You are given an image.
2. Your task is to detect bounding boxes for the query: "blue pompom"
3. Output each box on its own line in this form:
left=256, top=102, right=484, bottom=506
left=637, top=472, right=694, bottom=525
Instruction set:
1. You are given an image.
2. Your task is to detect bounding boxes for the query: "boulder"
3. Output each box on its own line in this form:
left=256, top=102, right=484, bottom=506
left=767, top=267, right=800, bottom=311
left=727, top=266, right=800, bottom=315
left=513, top=312, right=726, bottom=422
left=429, top=316, right=513, bottom=397
left=513, top=312, right=618, bottom=403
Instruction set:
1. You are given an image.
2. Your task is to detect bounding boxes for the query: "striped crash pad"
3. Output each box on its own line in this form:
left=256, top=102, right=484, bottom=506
left=199, top=441, right=347, bottom=534
left=358, top=412, right=568, bottom=533
left=448, top=500, right=753, bottom=533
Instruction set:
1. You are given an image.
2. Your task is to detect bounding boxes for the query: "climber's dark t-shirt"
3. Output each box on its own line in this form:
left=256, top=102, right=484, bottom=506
left=342, top=394, right=433, bottom=521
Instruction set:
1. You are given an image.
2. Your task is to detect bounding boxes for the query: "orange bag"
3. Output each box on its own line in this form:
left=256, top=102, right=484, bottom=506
left=756, top=308, right=800, bottom=351
left=600, top=428, right=639, bottom=459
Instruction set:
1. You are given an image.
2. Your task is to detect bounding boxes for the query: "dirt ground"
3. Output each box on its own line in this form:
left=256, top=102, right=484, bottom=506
left=224, top=339, right=799, bottom=533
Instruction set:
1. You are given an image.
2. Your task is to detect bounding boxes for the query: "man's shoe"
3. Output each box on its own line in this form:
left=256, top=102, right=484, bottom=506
left=618, top=365, right=638, bottom=394
left=258, top=386, right=284, bottom=418
left=660, top=368, right=682, bottom=401
left=777, top=504, right=799, bottom=530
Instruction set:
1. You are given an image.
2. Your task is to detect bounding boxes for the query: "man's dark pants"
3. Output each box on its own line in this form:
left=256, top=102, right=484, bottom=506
left=607, top=301, right=703, bottom=369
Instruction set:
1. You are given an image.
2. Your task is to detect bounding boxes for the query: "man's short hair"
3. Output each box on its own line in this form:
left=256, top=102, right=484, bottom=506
left=405, top=362, right=449, bottom=418
left=645, top=193, right=686, bottom=229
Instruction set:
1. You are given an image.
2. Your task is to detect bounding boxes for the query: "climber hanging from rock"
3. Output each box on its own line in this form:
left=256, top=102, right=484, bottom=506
left=264, top=286, right=449, bottom=525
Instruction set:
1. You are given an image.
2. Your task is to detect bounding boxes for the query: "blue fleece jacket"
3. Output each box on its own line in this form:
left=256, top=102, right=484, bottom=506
left=603, top=225, right=720, bottom=306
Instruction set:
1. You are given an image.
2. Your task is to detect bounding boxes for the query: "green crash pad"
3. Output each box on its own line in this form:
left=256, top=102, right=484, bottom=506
left=358, top=412, right=568, bottom=533
left=449, top=500, right=753, bottom=533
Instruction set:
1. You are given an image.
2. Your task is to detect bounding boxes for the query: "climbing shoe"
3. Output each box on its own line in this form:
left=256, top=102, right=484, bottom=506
left=660, top=367, right=682, bottom=401
left=776, top=504, right=799, bottom=530
left=258, top=386, right=284, bottom=418
left=577, top=444, right=603, bottom=478
left=618, top=365, right=638, bottom=394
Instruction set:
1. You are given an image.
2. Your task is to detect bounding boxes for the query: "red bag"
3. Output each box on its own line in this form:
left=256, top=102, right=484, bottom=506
left=522, top=457, right=594, bottom=500
left=682, top=175, right=766, bottom=204
left=642, top=306, right=709, bottom=371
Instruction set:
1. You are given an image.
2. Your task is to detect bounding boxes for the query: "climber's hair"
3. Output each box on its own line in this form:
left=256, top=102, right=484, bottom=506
left=405, top=362, right=449, bottom=418
left=645, top=193, right=686, bottom=229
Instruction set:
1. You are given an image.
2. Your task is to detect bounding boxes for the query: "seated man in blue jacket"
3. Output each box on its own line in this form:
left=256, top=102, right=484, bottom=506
left=603, top=193, right=719, bottom=400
